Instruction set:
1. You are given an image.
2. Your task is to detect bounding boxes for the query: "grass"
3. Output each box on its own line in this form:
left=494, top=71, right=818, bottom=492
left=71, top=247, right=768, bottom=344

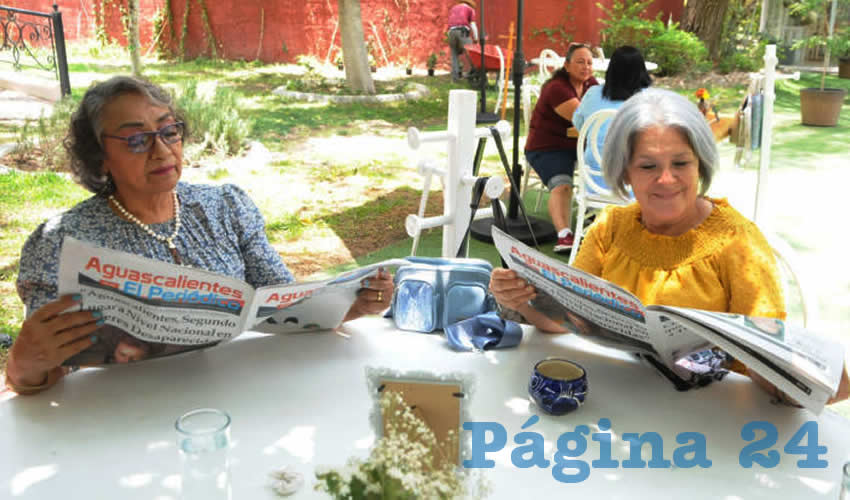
left=0, top=171, right=89, bottom=336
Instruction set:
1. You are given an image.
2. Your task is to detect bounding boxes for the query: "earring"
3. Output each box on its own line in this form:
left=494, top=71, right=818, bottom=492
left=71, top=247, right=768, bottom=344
left=98, top=172, right=115, bottom=196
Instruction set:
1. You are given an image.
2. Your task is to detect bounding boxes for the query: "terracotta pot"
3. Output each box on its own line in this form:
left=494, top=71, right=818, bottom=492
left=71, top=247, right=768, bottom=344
left=371, top=65, right=377, bottom=73
left=839, top=57, right=850, bottom=79
left=799, top=87, right=847, bottom=127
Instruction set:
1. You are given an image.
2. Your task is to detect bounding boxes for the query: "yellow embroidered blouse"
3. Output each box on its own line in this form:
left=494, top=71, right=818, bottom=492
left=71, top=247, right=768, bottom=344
left=573, top=197, right=785, bottom=320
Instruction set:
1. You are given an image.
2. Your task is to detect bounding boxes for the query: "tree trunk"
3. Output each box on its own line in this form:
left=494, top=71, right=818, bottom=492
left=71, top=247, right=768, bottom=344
left=681, top=0, right=731, bottom=61
left=128, top=0, right=143, bottom=76
left=338, top=0, right=375, bottom=94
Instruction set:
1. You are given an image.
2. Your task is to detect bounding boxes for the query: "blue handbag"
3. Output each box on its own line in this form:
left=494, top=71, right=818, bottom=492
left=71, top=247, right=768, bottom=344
left=389, top=257, right=496, bottom=333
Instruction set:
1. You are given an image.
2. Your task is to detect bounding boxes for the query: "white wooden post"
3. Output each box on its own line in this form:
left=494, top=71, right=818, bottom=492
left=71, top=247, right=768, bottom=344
left=444, top=90, right=478, bottom=257
left=754, top=44, right=777, bottom=227
left=405, top=89, right=510, bottom=258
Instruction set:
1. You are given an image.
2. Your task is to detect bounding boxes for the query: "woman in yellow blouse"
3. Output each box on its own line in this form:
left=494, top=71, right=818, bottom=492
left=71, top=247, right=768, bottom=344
left=489, top=88, right=848, bottom=403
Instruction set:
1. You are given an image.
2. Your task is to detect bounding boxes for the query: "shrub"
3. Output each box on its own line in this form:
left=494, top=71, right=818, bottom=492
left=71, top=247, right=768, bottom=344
left=11, top=96, right=78, bottom=171
left=174, top=80, right=251, bottom=159
left=598, top=0, right=709, bottom=76
left=647, top=23, right=711, bottom=76
left=598, top=0, right=658, bottom=56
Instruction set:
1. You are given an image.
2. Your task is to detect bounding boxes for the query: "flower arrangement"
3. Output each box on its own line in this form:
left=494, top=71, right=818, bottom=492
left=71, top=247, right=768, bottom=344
left=314, top=390, right=489, bottom=499
left=694, top=88, right=713, bottom=117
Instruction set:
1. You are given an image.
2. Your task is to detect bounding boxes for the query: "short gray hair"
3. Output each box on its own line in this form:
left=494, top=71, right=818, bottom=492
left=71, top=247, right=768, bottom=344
left=601, top=88, right=717, bottom=199
left=64, top=76, right=183, bottom=195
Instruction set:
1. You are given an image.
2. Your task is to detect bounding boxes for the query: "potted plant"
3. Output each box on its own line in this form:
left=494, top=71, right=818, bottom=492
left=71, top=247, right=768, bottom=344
left=403, top=56, right=413, bottom=75
left=788, top=0, right=849, bottom=125
left=427, top=53, right=438, bottom=76
left=335, top=53, right=344, bottom=71
left=366, top=40, right=378, bottom=73
left=830, top=27, right=850, bottom=78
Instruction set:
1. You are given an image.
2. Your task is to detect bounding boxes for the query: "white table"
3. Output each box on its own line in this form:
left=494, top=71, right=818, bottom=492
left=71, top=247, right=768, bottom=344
left=3, top=318, right=849, bottom=499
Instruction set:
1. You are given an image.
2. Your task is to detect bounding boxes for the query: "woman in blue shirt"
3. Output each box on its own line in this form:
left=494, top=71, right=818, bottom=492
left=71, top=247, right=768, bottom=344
left=573, top=46, right=652, bottom=193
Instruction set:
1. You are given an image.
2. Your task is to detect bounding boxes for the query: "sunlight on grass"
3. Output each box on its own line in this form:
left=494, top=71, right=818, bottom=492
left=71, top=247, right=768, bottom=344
left=0, top=171, right=89, bottom=337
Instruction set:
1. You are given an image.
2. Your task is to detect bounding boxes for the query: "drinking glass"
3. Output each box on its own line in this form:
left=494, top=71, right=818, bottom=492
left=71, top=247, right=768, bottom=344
left=175, top=408, right=232, bottom=500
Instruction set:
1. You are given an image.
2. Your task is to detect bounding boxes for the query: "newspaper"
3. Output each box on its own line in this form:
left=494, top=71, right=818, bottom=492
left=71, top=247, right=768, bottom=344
left=492, top=227, right=844, bottom=414
left=649, top=306, right=843, bottom=414
left=58, top=237, right=406, bottom=366
left=491, top=227, right=706, bottom=364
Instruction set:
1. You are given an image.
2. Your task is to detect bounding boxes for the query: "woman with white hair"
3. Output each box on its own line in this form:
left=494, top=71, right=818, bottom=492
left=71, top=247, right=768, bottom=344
left=491, top=88, right=850, bottom=403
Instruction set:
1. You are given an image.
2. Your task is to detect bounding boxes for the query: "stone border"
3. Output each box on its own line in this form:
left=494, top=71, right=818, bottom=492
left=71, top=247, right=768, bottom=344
left=272, top=82, right=429, bottom=104
left=0, top=70, right=61, bottom=102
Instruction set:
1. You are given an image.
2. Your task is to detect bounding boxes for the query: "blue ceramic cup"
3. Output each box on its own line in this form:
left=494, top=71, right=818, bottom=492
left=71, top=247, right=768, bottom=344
left=528, top=358, right=588, bottom=415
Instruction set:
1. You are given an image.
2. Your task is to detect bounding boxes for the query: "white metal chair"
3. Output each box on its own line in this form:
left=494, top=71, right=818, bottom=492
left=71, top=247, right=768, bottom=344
left=568, top=108, right=630, bottom=265
left=519, top=83, right=546, bottom=212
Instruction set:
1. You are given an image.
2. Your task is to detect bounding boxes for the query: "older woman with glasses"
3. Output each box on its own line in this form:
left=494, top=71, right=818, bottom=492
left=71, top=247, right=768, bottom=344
left=6, top=76, right=393, bottom=395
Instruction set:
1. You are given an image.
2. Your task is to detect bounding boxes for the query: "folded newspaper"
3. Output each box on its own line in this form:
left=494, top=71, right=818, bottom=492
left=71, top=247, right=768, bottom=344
left=58, top=237, right=407, bottom=366
left=492, top=227, right=845, bottom=415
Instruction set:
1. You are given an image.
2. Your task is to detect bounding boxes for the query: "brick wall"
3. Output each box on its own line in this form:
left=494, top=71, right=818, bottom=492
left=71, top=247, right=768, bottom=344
left=8, top=0, right=683, bottom=68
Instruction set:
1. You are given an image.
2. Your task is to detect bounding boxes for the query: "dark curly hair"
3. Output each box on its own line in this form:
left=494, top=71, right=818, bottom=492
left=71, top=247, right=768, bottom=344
left=64, top=76, right=187, bottom=195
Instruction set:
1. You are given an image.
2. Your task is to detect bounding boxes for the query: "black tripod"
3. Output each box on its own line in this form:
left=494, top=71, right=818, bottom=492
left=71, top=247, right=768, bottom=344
left=469, top=0, right=557, bottom=245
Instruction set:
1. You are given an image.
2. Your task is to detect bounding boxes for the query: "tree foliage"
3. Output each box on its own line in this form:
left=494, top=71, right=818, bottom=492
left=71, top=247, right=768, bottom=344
left=597, top=0, right=709, bottom=75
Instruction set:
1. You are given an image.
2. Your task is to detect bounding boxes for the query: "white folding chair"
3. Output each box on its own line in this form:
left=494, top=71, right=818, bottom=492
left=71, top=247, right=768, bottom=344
left=569, top=109, right=630, bottom=265
left=519, top=84, right=546, bottom=212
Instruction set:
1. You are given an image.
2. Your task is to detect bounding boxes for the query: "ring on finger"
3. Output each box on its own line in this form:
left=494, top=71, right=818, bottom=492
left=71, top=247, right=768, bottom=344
left=377, top=291, right=383, bottom=302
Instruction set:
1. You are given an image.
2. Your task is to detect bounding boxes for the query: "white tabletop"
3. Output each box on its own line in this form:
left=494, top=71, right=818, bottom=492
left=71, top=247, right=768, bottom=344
left=2, top=318, right=849, bottom=499
left=530, top=57, right=659, bottom=73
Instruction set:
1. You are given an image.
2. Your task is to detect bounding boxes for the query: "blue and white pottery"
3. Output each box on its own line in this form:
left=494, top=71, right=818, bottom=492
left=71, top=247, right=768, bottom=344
left=528, top=358, right=588, bottom=416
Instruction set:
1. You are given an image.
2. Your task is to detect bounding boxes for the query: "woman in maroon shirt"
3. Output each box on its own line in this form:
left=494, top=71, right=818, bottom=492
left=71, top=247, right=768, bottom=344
left=525, top=43, right=598, bottom=253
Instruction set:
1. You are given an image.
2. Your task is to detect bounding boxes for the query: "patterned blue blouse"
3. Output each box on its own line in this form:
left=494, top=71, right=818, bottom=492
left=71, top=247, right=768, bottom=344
left=17, top=182, right=294, bottom=315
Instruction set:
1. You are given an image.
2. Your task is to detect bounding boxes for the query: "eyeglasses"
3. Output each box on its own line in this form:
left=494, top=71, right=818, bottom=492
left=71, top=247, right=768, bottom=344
left=102, top=122, right=185, bottom=153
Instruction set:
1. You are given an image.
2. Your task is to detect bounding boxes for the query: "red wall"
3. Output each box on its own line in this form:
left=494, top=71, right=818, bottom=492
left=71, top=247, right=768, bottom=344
left=4, top=0, right=164, bottom=45
left=8, top=0, right=683, bottom=68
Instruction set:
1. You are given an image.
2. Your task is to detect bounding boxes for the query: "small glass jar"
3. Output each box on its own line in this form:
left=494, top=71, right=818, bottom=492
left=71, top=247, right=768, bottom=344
left=840, top=461, right=850, bottom=500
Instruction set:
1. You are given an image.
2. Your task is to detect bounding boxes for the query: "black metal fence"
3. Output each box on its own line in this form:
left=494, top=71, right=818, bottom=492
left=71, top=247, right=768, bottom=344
left=0, top=3, right=70, bottom=97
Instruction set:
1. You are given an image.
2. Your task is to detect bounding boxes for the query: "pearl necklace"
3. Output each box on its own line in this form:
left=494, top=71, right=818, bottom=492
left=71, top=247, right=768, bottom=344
left=109, top=191, right=182, bottom=263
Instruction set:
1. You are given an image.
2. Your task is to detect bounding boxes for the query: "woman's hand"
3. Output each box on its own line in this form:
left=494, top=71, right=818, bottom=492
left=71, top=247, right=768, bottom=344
left=7, top=295, right=101, bottom=391
left=748, top=363, right=850, bottom=408
left=489, top=269, right=567, bottom=333
left=489, top=268, right=536, bottom=310
left=345, top=268, right=394, bottom=321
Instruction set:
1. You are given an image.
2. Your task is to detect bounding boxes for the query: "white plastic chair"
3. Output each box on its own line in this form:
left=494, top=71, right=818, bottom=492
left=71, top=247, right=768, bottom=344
left=537, top=48, right=561, bottom=79
left=519, top=84, right=546, bottom=212
left=762, top=231, right=817, bottom=328
left=568, top=108, right=629, bottom=265
left=492, top=45, right=507, bottom=114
